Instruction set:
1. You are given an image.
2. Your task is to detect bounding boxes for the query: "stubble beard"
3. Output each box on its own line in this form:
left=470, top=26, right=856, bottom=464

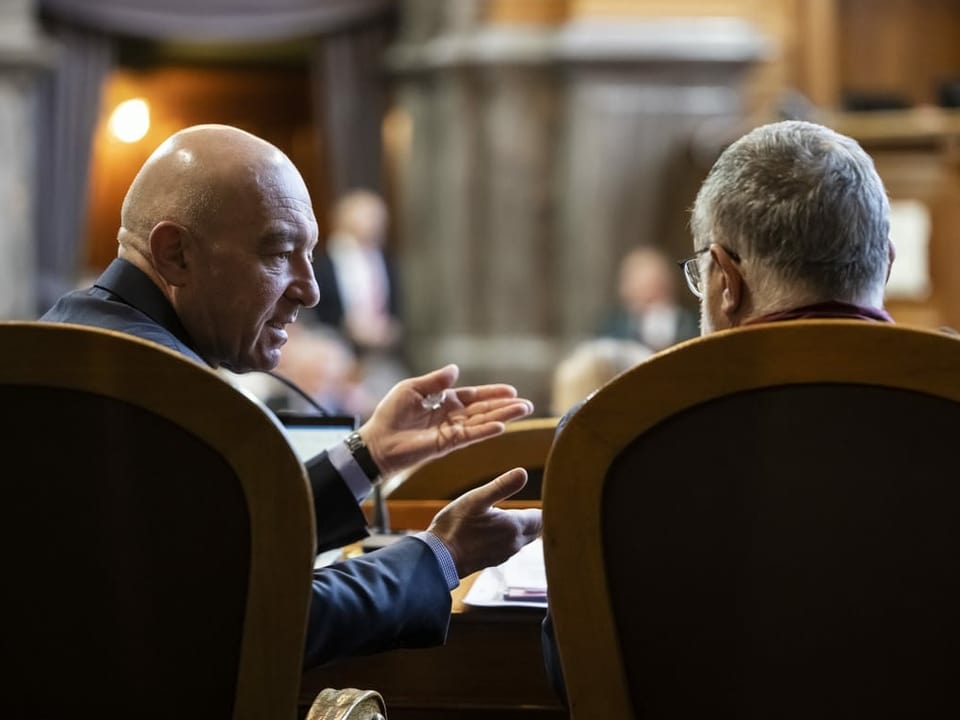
left=699, top=300, right=714, bottom=336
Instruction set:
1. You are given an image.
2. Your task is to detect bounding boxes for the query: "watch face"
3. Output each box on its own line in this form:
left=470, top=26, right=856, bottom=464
left=345, top=432, right=380, bottom=481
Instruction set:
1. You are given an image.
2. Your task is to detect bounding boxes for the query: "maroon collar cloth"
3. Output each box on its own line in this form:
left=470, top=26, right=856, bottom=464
left=747, top=301, right=894, bottom=325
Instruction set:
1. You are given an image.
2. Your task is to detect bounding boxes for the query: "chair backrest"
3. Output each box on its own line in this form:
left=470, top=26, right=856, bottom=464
left=0, top=322, right=316, bottom=720
left=380, top=417, right=559, bottom=501
left=542, top=320, right=960, bottom=719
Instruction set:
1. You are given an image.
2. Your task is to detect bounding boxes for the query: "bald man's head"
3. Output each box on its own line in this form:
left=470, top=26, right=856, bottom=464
left=119, top=124, right=293, bottom=252
left=113, top=124, right=321, bottom=372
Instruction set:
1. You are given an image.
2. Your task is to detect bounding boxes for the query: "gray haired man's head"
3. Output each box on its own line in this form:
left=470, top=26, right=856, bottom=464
left=690, top=120, right=893, bottom=330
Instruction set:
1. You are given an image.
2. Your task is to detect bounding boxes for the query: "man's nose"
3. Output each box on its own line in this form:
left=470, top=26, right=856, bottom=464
left=288, top=262, right=320, bottom=308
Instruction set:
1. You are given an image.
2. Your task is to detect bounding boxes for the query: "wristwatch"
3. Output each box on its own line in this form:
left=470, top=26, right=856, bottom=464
left=344, top=431, right=382, bottom=482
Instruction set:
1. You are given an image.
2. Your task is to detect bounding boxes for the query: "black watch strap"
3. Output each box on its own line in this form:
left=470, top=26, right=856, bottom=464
left=344, top=431, right=382, bottom=482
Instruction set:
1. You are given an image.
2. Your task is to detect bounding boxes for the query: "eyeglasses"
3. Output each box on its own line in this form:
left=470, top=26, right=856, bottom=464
left=676, top=245, right=741, bottom=299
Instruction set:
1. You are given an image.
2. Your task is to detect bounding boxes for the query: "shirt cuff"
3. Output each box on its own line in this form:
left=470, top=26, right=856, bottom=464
left=414, top=531, right=461, bottom=591
left=328, top=439, right=374, bottom=503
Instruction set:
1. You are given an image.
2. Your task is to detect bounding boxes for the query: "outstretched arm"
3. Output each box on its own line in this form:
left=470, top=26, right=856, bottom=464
left=304, top=536, right=452, bottom=667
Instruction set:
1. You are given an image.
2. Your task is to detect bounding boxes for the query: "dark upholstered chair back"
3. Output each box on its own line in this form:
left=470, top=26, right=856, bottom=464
left=0, top=322, right=315, bottom=720
left=542, top=320, right=960, bottom=719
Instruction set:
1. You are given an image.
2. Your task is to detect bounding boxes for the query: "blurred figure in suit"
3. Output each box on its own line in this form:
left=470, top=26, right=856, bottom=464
left=600, top=245, right=699, bottom=351
left=310, top=189, right=408, bottom=402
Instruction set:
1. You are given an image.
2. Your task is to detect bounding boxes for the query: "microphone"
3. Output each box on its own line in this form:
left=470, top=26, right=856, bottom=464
left=264, top=369, right=331, bottom=416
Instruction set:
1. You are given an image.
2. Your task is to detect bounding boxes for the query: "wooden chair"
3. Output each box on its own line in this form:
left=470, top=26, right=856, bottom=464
left=381, top=417, right=559, bottom=501
left=542, top=320, right=960, bottom=719
left=0, top=322, right=384, bottom=720
left=373, top=417, right=557, bottom=531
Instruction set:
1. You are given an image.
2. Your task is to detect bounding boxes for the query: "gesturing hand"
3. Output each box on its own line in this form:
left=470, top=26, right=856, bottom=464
left=360, top=364, right=534, bottom=477
left=426, top=467, right=543, bottom=578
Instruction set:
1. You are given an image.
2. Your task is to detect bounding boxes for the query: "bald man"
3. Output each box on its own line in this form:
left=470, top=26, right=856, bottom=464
left=42, top=124, right=542, bottom=667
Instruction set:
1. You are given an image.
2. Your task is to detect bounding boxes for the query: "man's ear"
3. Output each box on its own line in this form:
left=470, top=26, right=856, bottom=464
left=711, top=244, right=743, bottom=317
left=149, top=222, right=191, bottom=287
left=885, top=238, right=897, bottom=284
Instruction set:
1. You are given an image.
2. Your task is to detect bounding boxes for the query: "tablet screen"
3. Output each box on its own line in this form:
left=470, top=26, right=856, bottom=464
left=275, top=412, right=357, bottom=462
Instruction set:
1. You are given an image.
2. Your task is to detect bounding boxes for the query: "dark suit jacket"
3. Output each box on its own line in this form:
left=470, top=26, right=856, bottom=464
left=41, top=258, right=450, bottom=667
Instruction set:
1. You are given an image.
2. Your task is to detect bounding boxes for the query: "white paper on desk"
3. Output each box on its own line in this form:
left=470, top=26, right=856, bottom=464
left=463, top=538, right=548, bottom=609
left=314, top=547, right=343, bottom=568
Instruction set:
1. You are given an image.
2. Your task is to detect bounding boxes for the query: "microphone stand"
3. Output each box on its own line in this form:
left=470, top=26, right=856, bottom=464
left=372, top=483, right=390, bottom=535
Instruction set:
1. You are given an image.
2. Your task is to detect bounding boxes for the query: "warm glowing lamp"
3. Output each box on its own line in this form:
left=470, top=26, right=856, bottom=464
left=108, top=98, right=150, bottom=143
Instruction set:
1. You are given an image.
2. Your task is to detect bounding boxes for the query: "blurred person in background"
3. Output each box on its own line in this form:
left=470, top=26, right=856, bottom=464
left=599, top=245, right=699, bottom=351
left=550, top=337, right=653, bottom=417
left=271, top=322, right=376, bottom=419
left=310, top=188, right=408, bottom=402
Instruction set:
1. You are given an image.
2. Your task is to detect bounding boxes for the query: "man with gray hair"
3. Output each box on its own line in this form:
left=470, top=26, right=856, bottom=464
left=543, top=119, right=896, bottom=705
left=680, top=119, right=895, bottom=331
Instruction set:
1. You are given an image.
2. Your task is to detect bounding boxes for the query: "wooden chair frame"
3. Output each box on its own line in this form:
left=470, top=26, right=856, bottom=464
left=542, top=320, right=960, bottom=719
left=1, top=321, right=316, bottom=719
left=380, top=417, right=559, bottom=500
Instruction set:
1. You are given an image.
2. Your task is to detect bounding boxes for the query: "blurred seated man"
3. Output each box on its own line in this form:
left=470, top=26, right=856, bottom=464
left=543, top=119, right=896, bottom=704
left=550, top=338, right=653, bottom=417
left=219, top=324, right=370, bottom=417
left=269, top=323, right=375, bottom=419
left=599, top=245, right=699, bottom=350
left=40, top=124, right=542, bottom=668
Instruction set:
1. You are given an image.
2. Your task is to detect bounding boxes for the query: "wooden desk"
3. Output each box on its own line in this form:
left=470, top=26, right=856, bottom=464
left=299, top=573, right=568, bottom=720
left=363, top=499, right=542, bottom=535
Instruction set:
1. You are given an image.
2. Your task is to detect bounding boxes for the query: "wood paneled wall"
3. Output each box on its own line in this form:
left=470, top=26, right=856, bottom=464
left=487, top=0, right=960, bottom=113
left=487, top=0, right=811, bottom=124
left=483, top=0, right=960, bottom=331
left=837, top=0, right=960, bottom=107
left=83, top=65, right=318, bottom=274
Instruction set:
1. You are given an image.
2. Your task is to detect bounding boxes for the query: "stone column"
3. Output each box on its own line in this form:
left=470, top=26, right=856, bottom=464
left=0, top=0, right=54, bottom=319
left=388, top=11, right=767, bottom=408
left=389, top=20, right=563, bottom=406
